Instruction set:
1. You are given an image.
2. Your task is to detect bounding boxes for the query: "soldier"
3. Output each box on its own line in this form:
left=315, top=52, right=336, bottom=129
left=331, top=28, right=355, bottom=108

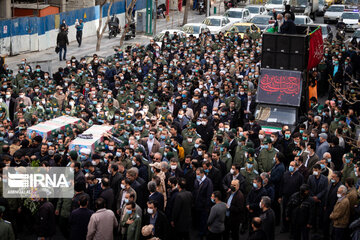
left=240, top=157, right=259, bottom=196
left=258, top=137, right=278, bottom=173
left=0, top=206, right=15, bottom=240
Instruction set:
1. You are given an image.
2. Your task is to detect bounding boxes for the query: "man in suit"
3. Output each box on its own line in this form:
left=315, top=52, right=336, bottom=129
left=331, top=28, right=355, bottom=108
left=280, top=13, right=297, bottom=34
left=259, top=196, right=275, bottom=240
left=228, top=132, right=238, bottom=159
left=224, top=179, right=245, bottom=240
left=143, top=200, right=169, bottom=240
left=323, top=171, right=342, bottom=239
left=171, top=178, right=193, bottom=240
left=307, top=164, right=328, bottom=232
left=3, top=90, right=16, bottom=121
left=193, top=167, right=213, bottom=239
left=140, top=128, right=161, bottom=160
left=148, top=180, right=165, bottom=211
left=222, top=163, right=246, bottom=195
left=99, top=177, right=115, bottom=211
left=69, top=195, right=94, bottom=240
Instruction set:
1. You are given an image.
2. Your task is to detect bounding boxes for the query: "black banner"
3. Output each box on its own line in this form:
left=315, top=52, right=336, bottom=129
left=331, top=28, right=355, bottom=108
left=256, top=69, right=302, bottom=107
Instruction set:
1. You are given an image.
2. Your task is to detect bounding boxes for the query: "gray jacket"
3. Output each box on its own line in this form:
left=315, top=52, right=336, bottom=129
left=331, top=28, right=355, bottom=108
left=207, top=202, right=227, bottom=233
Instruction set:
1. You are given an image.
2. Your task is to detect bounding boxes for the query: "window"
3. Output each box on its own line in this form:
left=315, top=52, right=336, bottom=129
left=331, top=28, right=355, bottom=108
left=225, top=10, right=243, bottom=18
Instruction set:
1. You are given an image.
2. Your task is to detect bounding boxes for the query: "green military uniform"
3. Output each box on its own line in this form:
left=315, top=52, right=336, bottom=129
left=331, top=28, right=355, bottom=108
left=341, top=153, right=357, bottom=184
left=257, top=138, right=278, bottom=173
left=220, top=142, right=232, bottom=172
left=121, top=212, right=142, bottom=240
left=0, top=218, right=15, bottom=240
left=240, top=157, right=259, bottom=195
left=233, top=139, right=251, bottom=168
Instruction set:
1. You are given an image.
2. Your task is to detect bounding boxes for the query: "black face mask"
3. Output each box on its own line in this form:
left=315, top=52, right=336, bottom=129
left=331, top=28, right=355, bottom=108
left=230, top=186, right=236, bottom=192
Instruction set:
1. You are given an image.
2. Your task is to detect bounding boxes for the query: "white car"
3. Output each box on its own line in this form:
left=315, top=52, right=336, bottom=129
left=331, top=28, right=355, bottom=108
left=340, top=12, right=360, bottom=31
left=250, top=15, right=274, bottom=31
left=324, top=4, right=345, bottom=23
left=223, top=8, right=251, bottom=24
left=153, top=29, right=186, bottom=47
left=245, top=5, right=267, bottom=19
left=265, top=0, right=288, bottom=12
left=181, top=23, right=210, bottom=37
left=294, top=15, right=314, bottom=25
left=202, top=16, right=232, bottom=34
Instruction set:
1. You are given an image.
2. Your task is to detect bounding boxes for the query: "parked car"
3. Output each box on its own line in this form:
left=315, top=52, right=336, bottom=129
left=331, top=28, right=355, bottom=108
left=265, top=0, right=288, bottom=12
left=324, top=4, right=345, bottom=23
left=181, top=23, right=210, bottom=37
left=250, top=15, right=274, bottom=31
left=245, top=5, right=268, bottom=19
left=340, top=11, right=360, bottom=31
left=348, top=28, right=360, bottom=46
left=223, top=8, right=251, bottom=24
left=153, top=29, right=186, bottom=47
left=294, top=15, right=314, bottom=24
left=202, top=16, right=233, bottom=34
left=225, top=22, right=261, bottom=38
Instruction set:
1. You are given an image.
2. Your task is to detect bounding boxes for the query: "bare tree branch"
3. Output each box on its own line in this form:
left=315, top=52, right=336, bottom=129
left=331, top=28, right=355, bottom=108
left=327, top=75, right=360, bottom=104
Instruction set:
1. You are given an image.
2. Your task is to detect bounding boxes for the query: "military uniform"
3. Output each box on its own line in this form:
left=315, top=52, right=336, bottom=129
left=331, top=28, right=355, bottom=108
left=0, top=218, right=15, bottom=240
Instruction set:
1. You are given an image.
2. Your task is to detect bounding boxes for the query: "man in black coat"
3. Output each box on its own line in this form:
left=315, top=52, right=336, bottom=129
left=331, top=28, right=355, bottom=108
left=182, top=156, right=196, bottom=192
left=246, top=177, right=268, bottom=218
left=286, top=184, right=315, bottom=240
left=69, top=195, right=94, bottom=240
left=202, top=160, right=221, bottom=191
left=143, top=200, right=169, bottom=240
left=248, top=217, right=267, bottom=240
left=165, top=177, right=179, bottom=220
left=279, top=161, right=304, bottom=232
left=307, top=164, right=328, bottom=232
left=36, top=196, right=56, bottom=239
left=222, top=163, right=246, bottom=196
left=224, top=179, right=246, bottom=240
left=193, top=167, right=213, bottom=238
left=148, top=181, right=165, bottom=211
left=99, top=177, right=115, bottom=210
left=259, top=196, right=276, bottom=240
left=280, top=13, right=297, bottom=34
left=56, top=26, right=69, bottom=61
left=323, top=171, right=342, bottom=239
left=172, top=178, right=193, bottom=240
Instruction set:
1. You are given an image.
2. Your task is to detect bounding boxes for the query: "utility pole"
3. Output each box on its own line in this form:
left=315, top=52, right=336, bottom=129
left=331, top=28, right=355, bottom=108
left=182, top=0, right=190, bottom=24
left=206, top=0, right=210, bottom=16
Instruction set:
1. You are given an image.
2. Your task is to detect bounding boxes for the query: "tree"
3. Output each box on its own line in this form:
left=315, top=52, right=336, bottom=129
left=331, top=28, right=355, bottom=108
left=182, top=0, right=190, bottom=25
left=119, top=0, right=137, bottom=47
left=96, top=0, right=114, bottom=51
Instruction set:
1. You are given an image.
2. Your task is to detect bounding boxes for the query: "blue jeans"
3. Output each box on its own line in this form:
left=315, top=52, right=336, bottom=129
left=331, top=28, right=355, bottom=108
left=59, top=46, right=67, bottom=61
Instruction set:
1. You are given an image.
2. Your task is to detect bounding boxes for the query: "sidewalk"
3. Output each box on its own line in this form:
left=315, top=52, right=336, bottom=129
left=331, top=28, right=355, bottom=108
left=5, top=3, right=224, bottom=74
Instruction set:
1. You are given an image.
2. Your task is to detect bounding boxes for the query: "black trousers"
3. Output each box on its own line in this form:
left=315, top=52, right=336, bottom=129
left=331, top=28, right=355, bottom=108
left=76, top=31, right=83, bottom=46
left=207, top=231, right=223, bottom=240
left=223, top=217, right=240, bottom=240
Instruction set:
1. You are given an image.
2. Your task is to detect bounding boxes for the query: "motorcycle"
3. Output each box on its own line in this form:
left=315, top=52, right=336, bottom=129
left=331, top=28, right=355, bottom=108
left=198, top=0, right=205, bottom=14
left=108, top=22, right=120, bottom=39
left=157, top=3, right=166, bottom=18
left=125, top=22, right=136, bottom=40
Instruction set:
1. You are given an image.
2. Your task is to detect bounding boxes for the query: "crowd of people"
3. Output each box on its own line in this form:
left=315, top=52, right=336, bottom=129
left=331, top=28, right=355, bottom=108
left=0, top=23, right=359, bottom=240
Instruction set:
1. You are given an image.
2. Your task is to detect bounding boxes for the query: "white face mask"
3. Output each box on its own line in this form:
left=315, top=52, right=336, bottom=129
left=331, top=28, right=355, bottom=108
left=147, top=208, right=154, bottom=214
left=230, top=169, right=235, bottom=175
left=171, top=165, right=177, bottom=170
left=121, top=184, right=126, bottom=189
left=337, top=193, right=342, bottom=198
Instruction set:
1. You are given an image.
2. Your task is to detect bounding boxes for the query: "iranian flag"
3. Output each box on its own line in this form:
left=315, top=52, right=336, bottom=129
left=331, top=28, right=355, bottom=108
left=307, top=27, right=324, bottom=70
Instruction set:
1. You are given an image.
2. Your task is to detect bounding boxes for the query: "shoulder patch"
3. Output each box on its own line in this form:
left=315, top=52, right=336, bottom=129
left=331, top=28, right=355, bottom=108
left=4, top=220, right=11, bottom=224
left=254, top=170, right=259, bottom=175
